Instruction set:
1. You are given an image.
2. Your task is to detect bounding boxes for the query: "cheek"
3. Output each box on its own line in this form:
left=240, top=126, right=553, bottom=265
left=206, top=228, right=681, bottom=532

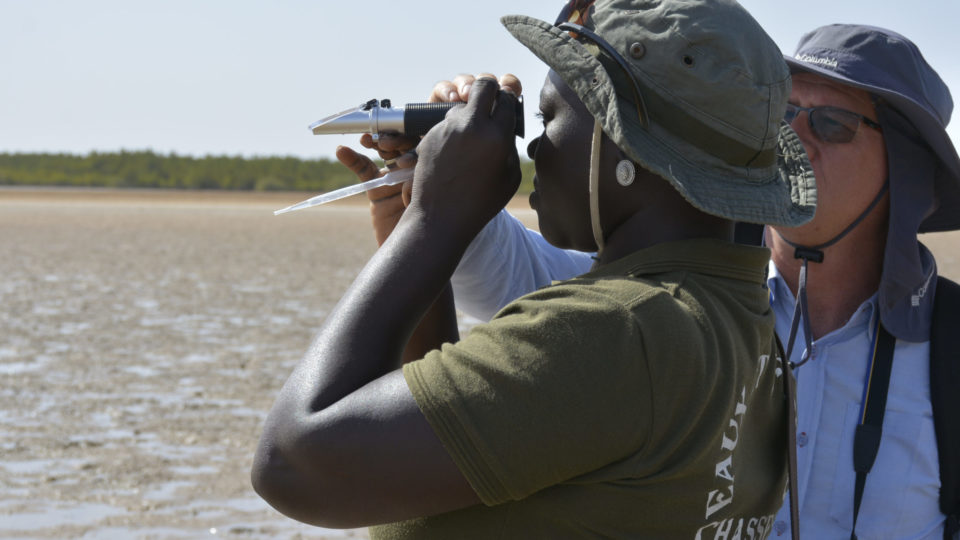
left=821, top=139, right=887, bottom=194
left=810, top=138, right=888, bottom=228
left=538, top=131, right=588, bottom=179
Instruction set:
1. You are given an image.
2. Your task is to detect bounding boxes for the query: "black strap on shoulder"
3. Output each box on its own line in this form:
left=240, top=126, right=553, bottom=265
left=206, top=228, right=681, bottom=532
left=931, top=276, right=960, bottom=540
left=850, top=323, right=896, bottom=540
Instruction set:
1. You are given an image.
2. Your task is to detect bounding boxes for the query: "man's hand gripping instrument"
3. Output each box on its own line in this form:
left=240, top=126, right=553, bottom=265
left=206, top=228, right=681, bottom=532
left=274, top=97, right=524, bottom=215
left=308, top=98, right=524, bottom=140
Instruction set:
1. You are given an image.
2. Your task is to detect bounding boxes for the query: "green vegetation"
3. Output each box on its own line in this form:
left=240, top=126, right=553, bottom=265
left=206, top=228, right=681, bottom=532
left=0, top=151, right=536, bottom=194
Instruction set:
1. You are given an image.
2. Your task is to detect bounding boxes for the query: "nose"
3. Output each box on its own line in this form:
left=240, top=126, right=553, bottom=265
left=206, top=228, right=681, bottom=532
left=527, top=136, right=541, bottom=160
left=785, top=110, right=819, bottom=161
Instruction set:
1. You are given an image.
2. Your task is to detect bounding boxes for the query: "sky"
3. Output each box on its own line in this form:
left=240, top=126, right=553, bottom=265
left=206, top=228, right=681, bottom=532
left=2, top=0, right=958, bottom=162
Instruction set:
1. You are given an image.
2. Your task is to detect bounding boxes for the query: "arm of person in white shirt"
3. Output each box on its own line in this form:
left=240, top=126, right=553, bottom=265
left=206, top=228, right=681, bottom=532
left=451, top=209, right=592, bottom=319
left=335, top=73, right=592, bottom=321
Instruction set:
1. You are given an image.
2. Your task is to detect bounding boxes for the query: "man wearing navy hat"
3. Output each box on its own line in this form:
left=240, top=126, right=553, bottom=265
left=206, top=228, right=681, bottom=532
left=340, top=19, right=960, bottom=540
left=762, top=24, right=960, bottom=539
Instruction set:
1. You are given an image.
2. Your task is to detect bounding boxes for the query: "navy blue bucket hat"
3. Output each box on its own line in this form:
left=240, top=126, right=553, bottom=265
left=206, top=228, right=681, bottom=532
left=785, top=24, right=959, bottom=341
left=785, top=24, right=960, bottom=233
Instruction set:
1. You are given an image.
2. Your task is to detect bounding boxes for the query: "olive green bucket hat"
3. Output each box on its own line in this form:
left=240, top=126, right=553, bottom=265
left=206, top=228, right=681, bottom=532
left=502, top=0, right=817, bottom=227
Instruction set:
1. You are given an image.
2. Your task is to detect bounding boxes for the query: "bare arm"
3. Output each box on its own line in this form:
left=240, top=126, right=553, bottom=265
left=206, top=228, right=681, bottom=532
left=334, top=144, right=459, bottom=363
left=252, top=79, right=521, bottom=528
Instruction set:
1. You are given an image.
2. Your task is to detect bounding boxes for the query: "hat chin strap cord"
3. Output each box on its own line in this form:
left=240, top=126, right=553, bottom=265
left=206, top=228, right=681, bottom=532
left=775, top=180, right=889, bottom=368
left=589, top=119, right=606, bottom=255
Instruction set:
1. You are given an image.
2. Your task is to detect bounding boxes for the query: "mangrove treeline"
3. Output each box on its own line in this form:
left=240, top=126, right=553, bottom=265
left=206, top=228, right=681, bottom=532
left=0, top=151, right=537, bottom=194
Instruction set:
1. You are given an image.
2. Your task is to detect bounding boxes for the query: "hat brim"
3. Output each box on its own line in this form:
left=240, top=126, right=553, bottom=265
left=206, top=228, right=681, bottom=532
left=785, top=56, right=960, bottom=232
left=503, top=14, right=816, bottom=227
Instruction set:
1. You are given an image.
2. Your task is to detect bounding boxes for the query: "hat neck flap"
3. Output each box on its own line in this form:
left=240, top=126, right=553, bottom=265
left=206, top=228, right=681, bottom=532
left=877, top=103, right=939, bottom=341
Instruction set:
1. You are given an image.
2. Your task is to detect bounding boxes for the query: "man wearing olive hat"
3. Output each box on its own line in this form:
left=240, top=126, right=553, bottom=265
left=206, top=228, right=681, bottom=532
left=387, top=21, right=960, bottom=540
left=254, top=0, right=819, bottom=537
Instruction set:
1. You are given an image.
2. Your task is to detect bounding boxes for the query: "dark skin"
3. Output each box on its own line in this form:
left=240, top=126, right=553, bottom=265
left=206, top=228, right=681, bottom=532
left=252, top=78, right=516, bottom=528
left=342, top=71, right=734, bottom=261
left=527, top=72, right=734, bottom=260
left=251, top=72, right=734, bottom=528
left=332, top=75, right=521, bottom=364
left=333, top=145, right=450, bottom=364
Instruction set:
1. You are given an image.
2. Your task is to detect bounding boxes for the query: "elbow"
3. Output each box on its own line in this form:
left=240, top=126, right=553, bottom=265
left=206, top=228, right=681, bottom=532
left=250, top=441, right=287, bottom=514
left=251, top=425, right=368, bottom=529
left=251, top=438, right=309, bottom=523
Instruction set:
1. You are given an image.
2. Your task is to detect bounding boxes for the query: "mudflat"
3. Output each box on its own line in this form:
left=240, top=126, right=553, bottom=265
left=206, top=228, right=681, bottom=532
left=1, top=188, right=394, bottom=539
left=1, top=188, right=957, bottom=539
left=0, top=187, right=540, bottom=539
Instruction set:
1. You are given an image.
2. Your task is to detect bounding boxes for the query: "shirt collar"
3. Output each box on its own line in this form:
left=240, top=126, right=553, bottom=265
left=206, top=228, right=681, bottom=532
left=590, top=238, right=771, bottom=284
left=767, top=260, right=881, bottom=344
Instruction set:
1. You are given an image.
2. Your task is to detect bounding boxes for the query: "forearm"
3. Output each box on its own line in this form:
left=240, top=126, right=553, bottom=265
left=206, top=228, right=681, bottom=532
left=282, top=208, right=469, bottom=412
left=402, top=282, right=458, bottom=364
left=253, top=210, right=476, bottom=526
left=254, top=79, right=517, bottom=526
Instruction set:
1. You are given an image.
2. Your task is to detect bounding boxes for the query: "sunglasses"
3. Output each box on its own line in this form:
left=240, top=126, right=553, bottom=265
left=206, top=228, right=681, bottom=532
left=784, top=103, right=882, bottom=144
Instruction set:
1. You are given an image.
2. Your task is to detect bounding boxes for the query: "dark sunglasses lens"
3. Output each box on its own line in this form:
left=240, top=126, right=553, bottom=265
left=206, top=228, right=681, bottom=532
left=784, top=104, right=800, bottom=124
left=810, top=108, right=859, bottom=143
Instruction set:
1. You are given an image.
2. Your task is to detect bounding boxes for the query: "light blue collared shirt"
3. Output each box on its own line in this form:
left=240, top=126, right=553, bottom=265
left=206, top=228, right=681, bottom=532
left=767, top=262, right=945, bottom=539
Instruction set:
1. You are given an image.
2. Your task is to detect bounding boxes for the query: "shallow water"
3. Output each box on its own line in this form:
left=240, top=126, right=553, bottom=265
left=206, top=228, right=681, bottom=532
left=1, top=187, right=957, bottom=539
left=0, top=189, right=413, bottom=539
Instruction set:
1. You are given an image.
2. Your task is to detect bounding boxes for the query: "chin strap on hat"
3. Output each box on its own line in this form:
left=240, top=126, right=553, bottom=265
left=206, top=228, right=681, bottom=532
left=589, top=119, right=605, bottom=254
left=775, top=180, right=890, bottom=367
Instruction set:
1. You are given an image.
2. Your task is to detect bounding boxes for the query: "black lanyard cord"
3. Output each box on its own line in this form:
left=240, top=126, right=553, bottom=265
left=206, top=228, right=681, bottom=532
left=850, top=321, right=896, bottom=540
left=776, top=181, right=890, bottom=370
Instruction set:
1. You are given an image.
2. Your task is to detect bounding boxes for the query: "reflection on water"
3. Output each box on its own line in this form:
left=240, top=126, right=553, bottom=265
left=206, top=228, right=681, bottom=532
left=0, top=190, right=407, bottom=539
left=1, top=502, right=125, bottom=531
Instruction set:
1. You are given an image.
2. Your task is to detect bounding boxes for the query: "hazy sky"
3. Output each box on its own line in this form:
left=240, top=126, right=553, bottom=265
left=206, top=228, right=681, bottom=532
left=2, top=1, right=958, bottom=161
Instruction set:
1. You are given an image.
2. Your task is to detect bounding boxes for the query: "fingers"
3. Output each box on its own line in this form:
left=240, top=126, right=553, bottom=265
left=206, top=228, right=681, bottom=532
left=429, top=74, right=475, bottom=103
left=341, top=142, right=416, bottom=205
left=430, top=80, right=460, bottom=103
left=429, top=73, right=521, bottom=103
left=368, top=186, right=406, bottom=246
left=464, top=76, right=500, bottom=118
left=491, top=89, right=520, bottom=138
left=452, top=74, right=477, bottom=101
left=395, top=150, right=418, bottom=169
left=366, top=182, right=402, bottom=203
left=375, top=133, right=418, bottom=155
left=359, top=133, right=378, bottom=150
left=336, top=145, right=381, bottom=182
left=498, top=73, right=522, bottom=96
left=360, top=133, right=418, bottom=157
left=401, top=179, right=413, bottom=207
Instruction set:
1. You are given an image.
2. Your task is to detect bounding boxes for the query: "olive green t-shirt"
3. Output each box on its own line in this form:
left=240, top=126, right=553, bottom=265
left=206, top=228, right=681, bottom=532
left=374, top=239, right=787, bottom=539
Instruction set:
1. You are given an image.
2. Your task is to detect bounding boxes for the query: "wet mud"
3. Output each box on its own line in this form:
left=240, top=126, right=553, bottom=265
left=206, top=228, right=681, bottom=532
left=0, top=187, right=956, bottom=539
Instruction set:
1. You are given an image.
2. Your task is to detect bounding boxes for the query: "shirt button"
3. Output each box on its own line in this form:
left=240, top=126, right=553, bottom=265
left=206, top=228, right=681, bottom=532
left=797, top=431, right=808, bottom=447
left=774, top=520, right=788, bottom=536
